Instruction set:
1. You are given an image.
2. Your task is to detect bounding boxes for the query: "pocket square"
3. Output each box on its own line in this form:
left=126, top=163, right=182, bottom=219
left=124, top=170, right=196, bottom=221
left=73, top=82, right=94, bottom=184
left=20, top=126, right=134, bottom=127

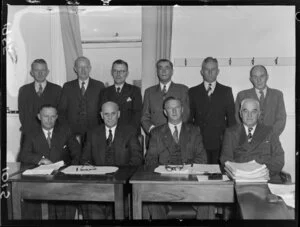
left=126, top=97, right=132, bottom=102
left=264, top=140, right=270, bottom=143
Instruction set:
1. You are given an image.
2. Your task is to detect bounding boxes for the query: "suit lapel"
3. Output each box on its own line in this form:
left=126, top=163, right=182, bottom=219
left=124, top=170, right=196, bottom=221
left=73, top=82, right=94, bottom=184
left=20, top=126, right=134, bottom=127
left=97, top=125, right=107, bottom=164
left=161, top=124, right=175, bottom=149
left=179, top=123, right=190, bottom=162
left=38, top=128, right=51, bottom=157
left=249, top=124, right=269, bottom=149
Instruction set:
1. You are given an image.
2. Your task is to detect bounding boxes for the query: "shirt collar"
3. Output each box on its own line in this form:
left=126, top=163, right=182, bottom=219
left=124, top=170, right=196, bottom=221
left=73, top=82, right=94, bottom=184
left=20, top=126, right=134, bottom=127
left=204, top=81, right=216, bottom=91
left=42, top=128, right=54, bottom=138
left=255, top=87, right=267, bottom=97
left=105, top=125, right=117, bottom=139
left=168, top=122, right=182, bottom=135
left=35, top=80, right=47, bottom=91
left=243, top=124, right=257, bottom=135
left=160, top=81, right=172, bottom=92
left=79, top=77, right=90, bottom=88
left=115, top=83, right=124, bottom=92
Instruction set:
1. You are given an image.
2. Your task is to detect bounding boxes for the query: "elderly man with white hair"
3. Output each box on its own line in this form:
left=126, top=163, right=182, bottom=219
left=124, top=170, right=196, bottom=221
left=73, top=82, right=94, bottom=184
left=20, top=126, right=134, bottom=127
left=220, top=98, right=284, bottom=179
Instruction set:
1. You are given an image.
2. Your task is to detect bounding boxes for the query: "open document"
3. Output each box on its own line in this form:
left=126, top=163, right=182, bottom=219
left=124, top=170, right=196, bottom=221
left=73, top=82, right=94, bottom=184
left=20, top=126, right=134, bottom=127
left=61, top=165, right=118, bottom=175
left=22, top=161, right=65, bottom=175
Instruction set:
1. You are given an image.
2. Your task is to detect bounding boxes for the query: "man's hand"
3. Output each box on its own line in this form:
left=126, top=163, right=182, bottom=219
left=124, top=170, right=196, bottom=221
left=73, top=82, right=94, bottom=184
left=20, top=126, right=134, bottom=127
left=38, top=157, right=53, bottom=165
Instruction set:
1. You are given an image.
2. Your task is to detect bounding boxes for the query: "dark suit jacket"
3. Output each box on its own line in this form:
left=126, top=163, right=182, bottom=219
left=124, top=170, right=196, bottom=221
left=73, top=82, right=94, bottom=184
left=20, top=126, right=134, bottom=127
left=189, top=82, right=236, bottom=150
left=235, top=87, right=286, bottom=135
left=145, top=123, right=207, bottom=166
left=220, top=124, right=284, bottom=176
left=19, top=123, right=81, bottom=165
left=58, top=78, right=105, bottom=135
left=81, top=124, right=143, bottom=166
left=141, top=82, right=190, bottom=133
left=99, top=83, right=142, bottom=131
left=18, top=81, right=62, bottom=134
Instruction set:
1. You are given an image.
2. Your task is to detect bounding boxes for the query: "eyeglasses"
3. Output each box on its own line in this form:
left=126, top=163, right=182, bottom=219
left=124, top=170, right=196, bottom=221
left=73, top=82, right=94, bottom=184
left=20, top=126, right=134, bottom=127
left=165, top=164, right=184, bottom=172
left=79, top=162, right=96, bottom=171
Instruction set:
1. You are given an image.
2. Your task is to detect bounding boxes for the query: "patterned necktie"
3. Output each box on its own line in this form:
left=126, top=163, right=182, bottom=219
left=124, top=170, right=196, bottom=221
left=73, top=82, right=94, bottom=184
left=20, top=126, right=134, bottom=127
left=207, top=83, right=212, bottom=96
left=81, top=81, right=86, bottom=96
left=162, top=85, right=167, bottom=99
left=37, top=83, right=43, bottom=96
left=259, top=90, right=265, bottom=107
left=47, top=130, right=51, bottom=149
left=173, top=125, right=179, bottom=143
left=247, top=127, right=253, bottom=143
left=116, top=87, right=121, bottom=94
left=106, top=129, right=113, bottom=147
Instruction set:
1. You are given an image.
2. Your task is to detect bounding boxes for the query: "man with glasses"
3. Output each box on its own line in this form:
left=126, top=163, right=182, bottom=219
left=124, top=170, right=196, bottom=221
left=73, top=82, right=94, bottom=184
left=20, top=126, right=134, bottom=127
left=80, top=101, right=143, bottom=219
left=145, top=96, right=207, bottom=219
left=99, top=59, right=142, bottom=133
left=220, top=98, right=284, bottom=179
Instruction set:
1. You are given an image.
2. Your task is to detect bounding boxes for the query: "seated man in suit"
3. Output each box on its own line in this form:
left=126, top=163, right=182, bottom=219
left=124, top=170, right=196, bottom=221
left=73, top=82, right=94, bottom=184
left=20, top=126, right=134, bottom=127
left=81, top=101, right=143, bottom=219
left=145, top=96, right=207, bottom=219
left=235, top=65, right=286, bottom=136
left=220, top=98, right=284, bottom=179
left=19, top=104, right=81, bottom=219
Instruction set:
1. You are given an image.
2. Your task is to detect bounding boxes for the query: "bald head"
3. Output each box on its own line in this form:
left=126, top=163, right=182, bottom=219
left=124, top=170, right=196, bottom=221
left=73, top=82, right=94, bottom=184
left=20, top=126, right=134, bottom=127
left=250, top=65, right=269, bottom=91
left=240, top=98, right=261, bottom=127
left=101, top=101, right=120, bottom=128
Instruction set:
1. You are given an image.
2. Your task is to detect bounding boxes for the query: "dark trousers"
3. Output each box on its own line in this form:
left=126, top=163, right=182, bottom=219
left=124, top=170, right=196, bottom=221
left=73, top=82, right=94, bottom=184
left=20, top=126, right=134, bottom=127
left=206, top=148, right=221, bottom=164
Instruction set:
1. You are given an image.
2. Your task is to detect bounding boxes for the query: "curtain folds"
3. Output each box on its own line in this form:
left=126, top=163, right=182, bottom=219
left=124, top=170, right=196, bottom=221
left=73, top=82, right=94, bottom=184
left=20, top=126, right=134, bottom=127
left=59, top=6, right=83, bottom=81
left=141, top=6, right=173, bottom=96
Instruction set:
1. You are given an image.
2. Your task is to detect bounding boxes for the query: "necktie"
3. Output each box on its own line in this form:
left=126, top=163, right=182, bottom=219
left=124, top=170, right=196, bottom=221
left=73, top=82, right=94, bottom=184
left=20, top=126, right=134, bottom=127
left=173, top=125, right=179, bottom=143
left=162, top=85, right=167, bottom=99
left=37, top=83, right=43, bottom=96
left=116, top=87, right=121, bottom=94
left=47, top=130, right=51, bottom=149
left=106, top=129, right=113, bottom=147
left=259, top=90, right=265, bottom=107
left=248, top=127, right=253, bottom=143
left=207, top=83, right=212, bottom=96
left=81, top=81, right=86, bottom=96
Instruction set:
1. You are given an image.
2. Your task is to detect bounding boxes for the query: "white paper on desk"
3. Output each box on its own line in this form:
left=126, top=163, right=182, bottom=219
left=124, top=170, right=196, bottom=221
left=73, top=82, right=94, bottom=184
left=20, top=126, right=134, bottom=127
left=268, top=183, right=295, bottom=208
left=61, top=165, right=118, bottom=175
left=189, top=164, right=221, bottom=174
left=22, top=161, right=65, bottom=175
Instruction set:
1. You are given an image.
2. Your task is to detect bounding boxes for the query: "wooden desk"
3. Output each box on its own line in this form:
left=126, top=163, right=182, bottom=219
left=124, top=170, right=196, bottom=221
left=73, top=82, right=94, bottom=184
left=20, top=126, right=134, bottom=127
left=235, top=183, right=294, bottom=219
left=8, top=165, right=137, bottom=220
left=130, top=166, right=234, bottom=219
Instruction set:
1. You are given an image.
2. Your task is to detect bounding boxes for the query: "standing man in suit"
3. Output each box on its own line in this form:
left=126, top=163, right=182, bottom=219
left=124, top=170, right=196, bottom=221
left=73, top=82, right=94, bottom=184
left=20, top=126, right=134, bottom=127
left=99, top=59, right=142, bottom=133
left=145, top=96, right=207, bottom=219
left=141, top=59, right=189, bottom=144
left=18, top=59, right=62, bottom=134
left=235, top=65, right=287, bottom=136
left=81, top=101, right=143, bottom=219
left=189, top=57, right=236, bottom=164
left=19, top=104, right=81, bottom=219
left=58, top=56, right=105, bottom=141
left=220, top=98, right=284, bottom=179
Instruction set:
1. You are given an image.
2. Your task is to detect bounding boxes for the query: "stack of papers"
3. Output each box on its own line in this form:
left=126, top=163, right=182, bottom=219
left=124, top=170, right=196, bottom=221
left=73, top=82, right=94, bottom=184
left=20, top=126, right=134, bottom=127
left=268, top=183, right=295, bottom=208
left=61, top=165, right=118, bottom=175
left=224, top=160, right=270, bottom=182
left=154, top=164, right=221, bottom=175
left=22, top=161, right=65, bottom=175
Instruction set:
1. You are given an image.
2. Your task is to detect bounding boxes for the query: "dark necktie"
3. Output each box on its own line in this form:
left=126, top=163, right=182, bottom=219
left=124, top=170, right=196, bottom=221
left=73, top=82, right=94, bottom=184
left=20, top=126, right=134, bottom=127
left=173, top=125, right=179, bottom=143
left=81, top=81, right=86, bottom=96
left=162, top=85, right=167, bottom=99
left=207, top=83, right=212, bottom=96
left=106, top=129, right=113, bottom=147
left=37, top=83, right=43, bottom=96
left=47, top=130, right=51, bottom=149
left=248, top=127, right=253, bottom=143
left=116, top=87, right=121, bottom=94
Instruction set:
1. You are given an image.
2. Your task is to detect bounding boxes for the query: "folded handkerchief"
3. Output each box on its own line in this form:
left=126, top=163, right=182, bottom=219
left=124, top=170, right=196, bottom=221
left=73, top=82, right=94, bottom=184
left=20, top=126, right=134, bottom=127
left=126, top=97, right=132, bottom=102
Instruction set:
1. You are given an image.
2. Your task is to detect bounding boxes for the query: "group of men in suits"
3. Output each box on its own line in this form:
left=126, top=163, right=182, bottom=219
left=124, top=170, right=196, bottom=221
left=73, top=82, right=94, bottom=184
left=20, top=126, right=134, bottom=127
left=17, top=55, right=287, bottom=220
